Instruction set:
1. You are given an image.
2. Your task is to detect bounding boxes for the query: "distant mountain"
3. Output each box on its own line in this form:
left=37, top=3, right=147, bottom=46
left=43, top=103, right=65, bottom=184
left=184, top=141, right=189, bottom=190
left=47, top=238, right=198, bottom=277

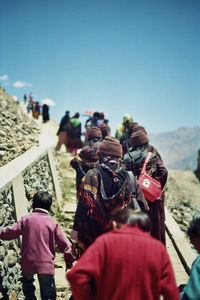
left=148, top=127, right=200, bottom=170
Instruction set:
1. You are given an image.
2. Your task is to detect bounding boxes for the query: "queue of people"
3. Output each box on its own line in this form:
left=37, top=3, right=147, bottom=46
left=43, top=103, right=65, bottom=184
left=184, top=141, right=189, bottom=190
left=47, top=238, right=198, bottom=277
left=56, top=110, right=110, bottom=154
left=0, top=110, right=199, bottom=300
left=26, top=93, right=50, bottom=122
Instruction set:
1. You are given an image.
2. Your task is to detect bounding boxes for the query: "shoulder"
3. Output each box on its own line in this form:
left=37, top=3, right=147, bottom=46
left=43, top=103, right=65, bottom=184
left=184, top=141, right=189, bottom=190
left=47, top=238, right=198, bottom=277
left=192, top=255, right=200, bottom=269
left=82, top=168, right=99, bottom=188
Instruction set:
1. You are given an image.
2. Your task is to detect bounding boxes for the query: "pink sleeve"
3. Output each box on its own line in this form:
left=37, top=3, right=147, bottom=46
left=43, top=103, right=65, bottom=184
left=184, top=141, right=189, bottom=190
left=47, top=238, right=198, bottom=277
left=55, top=224, right=75, bottom=267
left=0, top=220, right=22, bottom=240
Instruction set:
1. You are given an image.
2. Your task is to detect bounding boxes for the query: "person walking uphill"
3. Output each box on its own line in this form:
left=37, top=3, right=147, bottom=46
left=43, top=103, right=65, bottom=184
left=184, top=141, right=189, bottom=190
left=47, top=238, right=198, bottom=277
left=67, top=209, right=179, bottom=300
left=0, top=191, right=75, bottom=300
left=70, top=136, right=147, bottom=257
left=56, top=110, right=70, bottom=151
left=179, top=213, right=200, bottom=299
left=124, top=130, right=168, bottom=244
left=70, top=126, right=102, bottom=197
left=67, top=112, right=83, bottom=155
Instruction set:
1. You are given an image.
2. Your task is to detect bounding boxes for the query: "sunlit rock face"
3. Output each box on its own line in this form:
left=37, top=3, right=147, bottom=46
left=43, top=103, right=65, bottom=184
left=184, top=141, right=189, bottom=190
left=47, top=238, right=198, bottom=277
left=0, top=88, right=40, bottom=167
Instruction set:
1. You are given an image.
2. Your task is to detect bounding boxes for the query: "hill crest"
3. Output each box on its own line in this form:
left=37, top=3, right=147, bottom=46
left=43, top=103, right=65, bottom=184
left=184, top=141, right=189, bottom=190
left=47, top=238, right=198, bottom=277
left=149, top=127, right=200, bottom=170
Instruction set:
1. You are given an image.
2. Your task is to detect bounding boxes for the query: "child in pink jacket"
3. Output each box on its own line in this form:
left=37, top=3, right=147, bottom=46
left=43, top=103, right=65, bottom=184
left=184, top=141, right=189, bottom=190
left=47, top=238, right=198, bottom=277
left=0, top=191, right=74, bottom=300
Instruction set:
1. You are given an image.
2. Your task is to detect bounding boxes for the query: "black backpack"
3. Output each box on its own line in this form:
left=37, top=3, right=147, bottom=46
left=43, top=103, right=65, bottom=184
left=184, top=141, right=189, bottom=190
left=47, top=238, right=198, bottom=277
left=124, top=148, right=157, bottom=177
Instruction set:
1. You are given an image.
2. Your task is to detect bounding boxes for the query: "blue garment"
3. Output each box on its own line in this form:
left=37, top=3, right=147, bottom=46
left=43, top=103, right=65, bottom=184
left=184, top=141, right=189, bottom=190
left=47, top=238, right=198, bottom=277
left=180, top=255, right=200, bottom=300
left=22, top=272, right=56, bottom=300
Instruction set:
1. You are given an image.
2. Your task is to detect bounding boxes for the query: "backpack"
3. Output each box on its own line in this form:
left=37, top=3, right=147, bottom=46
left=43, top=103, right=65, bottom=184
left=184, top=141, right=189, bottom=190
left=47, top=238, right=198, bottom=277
left=138, top=152, right=162, bottom=202
left=127, top=171, right=141, bottom=211
left=124, top=147, right=157, bottom=177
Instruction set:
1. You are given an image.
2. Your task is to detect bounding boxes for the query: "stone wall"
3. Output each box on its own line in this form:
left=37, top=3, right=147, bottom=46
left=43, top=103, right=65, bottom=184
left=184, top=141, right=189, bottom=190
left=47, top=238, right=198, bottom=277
left=23, top=154, right=56, bottom=212
left=0, top=185, right=22, bottom=298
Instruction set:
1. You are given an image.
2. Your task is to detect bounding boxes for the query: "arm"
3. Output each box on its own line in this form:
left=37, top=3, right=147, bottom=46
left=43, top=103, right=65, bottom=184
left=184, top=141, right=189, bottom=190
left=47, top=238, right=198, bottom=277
left=180, top=256, right=200, bottom=300
left=160, top=247, right=180, bottom=300
left=155, top=153, right=168, bottom=188
left=0, top=220, right=22, bottom=240
left=55, top=224, right=75, bottom=268
left=67, top=238, right=102, bottom=300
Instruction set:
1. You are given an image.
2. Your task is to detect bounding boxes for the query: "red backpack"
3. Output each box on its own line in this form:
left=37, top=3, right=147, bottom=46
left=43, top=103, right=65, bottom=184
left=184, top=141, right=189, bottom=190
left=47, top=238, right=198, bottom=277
left=138, top=152, right=162, bottom=202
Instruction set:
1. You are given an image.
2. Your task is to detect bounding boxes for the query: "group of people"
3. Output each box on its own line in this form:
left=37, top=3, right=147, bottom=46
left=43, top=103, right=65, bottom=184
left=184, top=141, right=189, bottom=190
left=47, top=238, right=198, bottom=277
left=0, top=112, right=199, bottom=299
left=70, top=113, right=167, bottom=248
left=25, top=93, right=50, bottom=123
left=56, top=110, right=110, bottom=155
left=56, top=111, right=82, bottom=155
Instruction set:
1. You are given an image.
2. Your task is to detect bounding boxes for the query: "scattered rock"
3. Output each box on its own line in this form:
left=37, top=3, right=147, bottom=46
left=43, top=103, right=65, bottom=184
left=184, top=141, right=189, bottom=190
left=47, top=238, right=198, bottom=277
left=0, top=89, right=40, bottom=167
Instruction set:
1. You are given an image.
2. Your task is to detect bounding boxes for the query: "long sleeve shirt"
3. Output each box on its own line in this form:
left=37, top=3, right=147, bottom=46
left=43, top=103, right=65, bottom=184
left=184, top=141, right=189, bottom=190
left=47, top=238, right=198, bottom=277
left=67, top=225, right=180, bottom=300
left=0, top=209, right=74, bottom=274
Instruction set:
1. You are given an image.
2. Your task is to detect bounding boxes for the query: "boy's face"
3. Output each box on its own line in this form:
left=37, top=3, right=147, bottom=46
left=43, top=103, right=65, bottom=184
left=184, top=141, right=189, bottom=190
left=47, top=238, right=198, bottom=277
left=190, top=236, right=200, bottom=253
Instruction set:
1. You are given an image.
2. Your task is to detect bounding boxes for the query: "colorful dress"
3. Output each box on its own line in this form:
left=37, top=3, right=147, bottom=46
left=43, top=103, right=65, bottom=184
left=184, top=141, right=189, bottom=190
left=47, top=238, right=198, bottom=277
left=71, top=161, right=146, bottom=251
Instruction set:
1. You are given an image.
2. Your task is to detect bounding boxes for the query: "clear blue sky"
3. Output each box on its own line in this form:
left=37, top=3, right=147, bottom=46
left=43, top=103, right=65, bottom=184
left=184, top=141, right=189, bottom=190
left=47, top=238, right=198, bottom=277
left=0, top=0, right=199, bottom=135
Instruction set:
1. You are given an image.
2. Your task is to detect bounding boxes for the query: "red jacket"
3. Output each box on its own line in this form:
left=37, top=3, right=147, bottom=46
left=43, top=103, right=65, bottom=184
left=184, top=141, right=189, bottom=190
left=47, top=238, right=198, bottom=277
left=67, top=225, right=180, bottom=300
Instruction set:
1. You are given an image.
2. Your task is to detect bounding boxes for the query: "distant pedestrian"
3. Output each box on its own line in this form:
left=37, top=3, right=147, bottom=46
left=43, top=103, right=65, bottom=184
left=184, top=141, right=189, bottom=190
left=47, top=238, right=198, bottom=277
left=23, top=93, right=27, bottom=103
left=70, top=126, right=102, bottom=196
left=67, top=208, right=179, bottom=300
left=85, top=111, right=101, bottom=133
left=98, top=122, right=110, bottom=139
left=115, top=113, right=133, bottom=140
left=56, top=111, right=70, bottom=151
left=180, top=213, right=200, bottom=299
left=67, top=113, right=83, bottom=155
left=0, top=191, right=74, bottom=300
left=32, top=101, right=40, bottom=119
left=27, top=103, right=31, bottom=113
left=42, top=104, right=49, bottom=123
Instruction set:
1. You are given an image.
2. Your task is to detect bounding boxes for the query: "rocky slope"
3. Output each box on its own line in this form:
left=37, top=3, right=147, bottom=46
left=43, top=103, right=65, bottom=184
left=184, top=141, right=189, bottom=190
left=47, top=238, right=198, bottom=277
left=0, top=88, right=40, bottom=167
left=165, top=169, right=200, bottom=237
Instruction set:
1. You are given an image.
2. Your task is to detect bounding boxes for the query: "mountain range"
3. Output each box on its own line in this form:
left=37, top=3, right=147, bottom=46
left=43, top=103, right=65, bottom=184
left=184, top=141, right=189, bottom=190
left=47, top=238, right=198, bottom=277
left=149, top=127, right=200, bottom=170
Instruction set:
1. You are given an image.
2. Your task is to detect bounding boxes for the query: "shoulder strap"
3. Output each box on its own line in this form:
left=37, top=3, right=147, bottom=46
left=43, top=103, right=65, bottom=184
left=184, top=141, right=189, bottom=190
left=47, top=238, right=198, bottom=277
left=141, top=152, right=152, bottom=174
left=128, top=171, right=141, bottom=212
left=128, top=171, right=136, bottom=195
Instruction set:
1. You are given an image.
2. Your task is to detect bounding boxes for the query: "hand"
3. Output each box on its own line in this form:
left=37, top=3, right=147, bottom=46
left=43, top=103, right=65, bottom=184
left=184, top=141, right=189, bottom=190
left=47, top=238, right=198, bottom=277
left=72, top=242, right=84, bottom=259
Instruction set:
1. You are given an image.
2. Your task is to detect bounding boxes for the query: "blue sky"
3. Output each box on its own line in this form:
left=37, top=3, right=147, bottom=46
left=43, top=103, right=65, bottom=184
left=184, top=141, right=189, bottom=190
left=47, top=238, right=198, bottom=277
left=0, top=0, right=199, bottom=135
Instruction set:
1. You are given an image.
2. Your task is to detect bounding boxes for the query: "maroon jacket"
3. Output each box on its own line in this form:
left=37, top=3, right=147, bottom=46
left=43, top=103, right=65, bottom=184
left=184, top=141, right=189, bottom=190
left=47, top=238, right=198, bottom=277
left=67, top=225, right=179, bottom=300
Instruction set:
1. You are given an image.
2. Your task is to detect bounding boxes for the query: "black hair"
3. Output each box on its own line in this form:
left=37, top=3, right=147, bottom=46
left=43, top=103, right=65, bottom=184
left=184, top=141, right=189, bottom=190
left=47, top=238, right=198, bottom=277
left=127, top=212, right=151, bottom=233
left=73, top=112, right=80, bottom=118
left=187, top=213, right=200, bottom=239
left=112, top=207, right=134, bottom=226
left=93, top=111, right=101, bottom=119
left=32, top=191, right=52, bottom=211
left=112, top=208, right=151, bottom=232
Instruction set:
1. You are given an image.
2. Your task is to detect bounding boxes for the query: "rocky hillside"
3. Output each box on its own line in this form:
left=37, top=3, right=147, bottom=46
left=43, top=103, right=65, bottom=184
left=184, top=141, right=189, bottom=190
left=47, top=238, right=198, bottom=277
left=149, top=127, right=200, bottom=170
left=0, top=88, right=40, bottom=167
left=165, top=169, right=200, bottom=237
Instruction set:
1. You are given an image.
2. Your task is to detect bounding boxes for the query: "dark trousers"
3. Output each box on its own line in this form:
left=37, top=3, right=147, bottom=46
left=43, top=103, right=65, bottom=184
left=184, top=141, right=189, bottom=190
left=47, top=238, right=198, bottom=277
left=22, top=272, right=56, bottom=300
